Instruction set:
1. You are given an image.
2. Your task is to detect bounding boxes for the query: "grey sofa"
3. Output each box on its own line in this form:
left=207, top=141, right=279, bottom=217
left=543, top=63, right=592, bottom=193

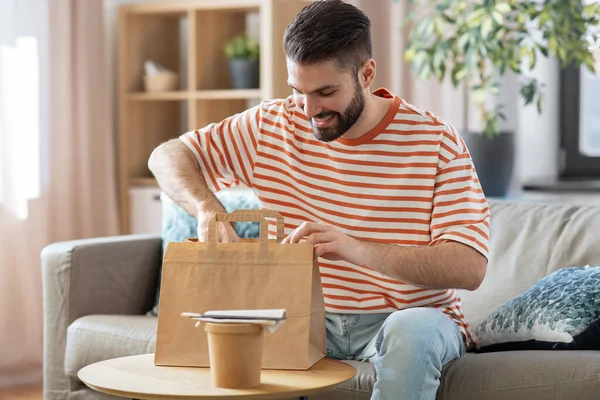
left=42, top=200, right=600, bottom=400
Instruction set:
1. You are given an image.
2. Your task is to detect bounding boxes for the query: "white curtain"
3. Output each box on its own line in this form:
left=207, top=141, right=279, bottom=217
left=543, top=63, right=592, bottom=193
left=0, top=0, right=47, bottom=220
left=0, top=0, right=118, bottom=387
left=0, top=0, right=48, bottom=386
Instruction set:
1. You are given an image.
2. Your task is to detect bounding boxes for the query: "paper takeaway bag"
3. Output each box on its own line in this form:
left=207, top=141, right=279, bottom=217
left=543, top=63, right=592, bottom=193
left=154, top=210, right=326, bottom=370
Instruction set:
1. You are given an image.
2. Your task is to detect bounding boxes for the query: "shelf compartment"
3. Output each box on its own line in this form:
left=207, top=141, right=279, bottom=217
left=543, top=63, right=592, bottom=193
left=123, top=100, right=188, bottom=180
left=193, top=9, right=258, bottom=90
left=122, top=12, right=188, bottom=92
left=194, top=99, right=249, bottom=129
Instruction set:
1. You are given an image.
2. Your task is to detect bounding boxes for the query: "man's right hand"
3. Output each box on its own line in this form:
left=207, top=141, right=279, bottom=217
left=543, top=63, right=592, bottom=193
left=197, top=214, right=241, bottom=243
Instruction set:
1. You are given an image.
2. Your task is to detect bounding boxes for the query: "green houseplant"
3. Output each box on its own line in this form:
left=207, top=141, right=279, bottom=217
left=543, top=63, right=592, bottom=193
left=400, top=0, right=600, bottom=196
left=224, top=34, right=260, bottom=89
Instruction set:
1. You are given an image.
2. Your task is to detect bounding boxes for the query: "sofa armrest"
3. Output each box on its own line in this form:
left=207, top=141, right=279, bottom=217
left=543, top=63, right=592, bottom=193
left=41, top=233, right=162, bottom=400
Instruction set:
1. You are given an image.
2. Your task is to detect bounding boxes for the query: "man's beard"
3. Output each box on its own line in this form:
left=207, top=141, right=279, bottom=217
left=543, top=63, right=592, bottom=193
left=310, top=85, right=365, bottom=142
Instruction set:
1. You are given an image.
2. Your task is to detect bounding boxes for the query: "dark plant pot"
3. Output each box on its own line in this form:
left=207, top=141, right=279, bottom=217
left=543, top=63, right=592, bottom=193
left=462, top=131, right=514, bottom=197
left=228, top=59, right=259, bottom=89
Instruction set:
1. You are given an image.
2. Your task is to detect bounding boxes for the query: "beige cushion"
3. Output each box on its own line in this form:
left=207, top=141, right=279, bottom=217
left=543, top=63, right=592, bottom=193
left=460, top=200, right=600, bottom=327
left=312, top=351, right=600, bottom=400
left=65, top=315, right=157, bottom=377
left=438, top=351, right=600, bottom=400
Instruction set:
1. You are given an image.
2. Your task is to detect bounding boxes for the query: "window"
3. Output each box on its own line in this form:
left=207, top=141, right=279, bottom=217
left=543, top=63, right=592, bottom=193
left=0, top=0, right=46, bottom=220
left=560, top=50, right=600, bottom=179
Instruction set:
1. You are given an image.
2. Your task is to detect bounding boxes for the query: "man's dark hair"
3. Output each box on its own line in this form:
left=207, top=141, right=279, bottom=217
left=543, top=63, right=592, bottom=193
left=283, top=0, right=372, bottom=73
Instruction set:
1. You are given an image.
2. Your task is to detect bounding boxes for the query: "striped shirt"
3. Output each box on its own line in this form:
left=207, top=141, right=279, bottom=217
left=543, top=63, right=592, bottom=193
left=180, top=88, right=490, bottom=347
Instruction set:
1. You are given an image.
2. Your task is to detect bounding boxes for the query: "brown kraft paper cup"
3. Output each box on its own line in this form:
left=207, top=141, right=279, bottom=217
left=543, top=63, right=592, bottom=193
left=204, top=323, right=264, bottom=388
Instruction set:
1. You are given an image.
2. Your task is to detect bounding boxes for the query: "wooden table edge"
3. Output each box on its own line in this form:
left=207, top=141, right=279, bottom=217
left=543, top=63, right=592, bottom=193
left=78, top=355, right=357, bottom=400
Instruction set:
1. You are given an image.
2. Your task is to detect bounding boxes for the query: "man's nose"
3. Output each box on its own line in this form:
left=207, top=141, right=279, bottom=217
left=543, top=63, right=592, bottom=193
left=302, top=97, right=322, bottom=119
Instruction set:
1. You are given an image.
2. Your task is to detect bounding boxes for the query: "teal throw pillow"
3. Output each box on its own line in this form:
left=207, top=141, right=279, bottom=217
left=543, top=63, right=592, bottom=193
left=474, top=266, right=600, bottom=352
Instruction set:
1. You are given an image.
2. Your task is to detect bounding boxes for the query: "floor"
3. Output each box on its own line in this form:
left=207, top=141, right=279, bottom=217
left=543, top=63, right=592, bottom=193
left=0, top=384, right=42, bottom=400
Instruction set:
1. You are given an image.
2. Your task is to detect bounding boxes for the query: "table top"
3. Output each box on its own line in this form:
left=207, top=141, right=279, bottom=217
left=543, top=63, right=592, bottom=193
left=78, top=354, right=356, bottom=400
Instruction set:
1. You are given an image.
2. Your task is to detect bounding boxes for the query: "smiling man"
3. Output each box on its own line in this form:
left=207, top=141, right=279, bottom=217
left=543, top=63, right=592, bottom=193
left=148, top=1, right=490, bottom=399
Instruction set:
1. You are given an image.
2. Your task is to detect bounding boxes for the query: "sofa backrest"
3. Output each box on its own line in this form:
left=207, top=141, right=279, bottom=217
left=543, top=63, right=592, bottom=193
left=458, top=199, right=600, bottom=327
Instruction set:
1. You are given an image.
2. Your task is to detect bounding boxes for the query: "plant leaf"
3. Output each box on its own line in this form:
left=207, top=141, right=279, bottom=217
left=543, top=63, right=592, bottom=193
left=404, top=47, right=417, bottom=62
left=548, top=37, right=558, bottom=54
left=418, top=63, right=432, bottom=80
left=520, top=82, right=535, bottom=105
left=495, top=3, right=511, bottom=14
left=557, top=46, right=566, bottom=62
left=519, top=45, right=528, bottom=60
left=583, top=52, right=596, bottom=73
left=457, top=33, right=470, bottom=51
left=472, top=88, right=487, bottom=105
left=492, top=11, right=504, bottom=25
left=481, top=17, right=493, bottom=38
left=539, top=9, right=551, bottom=27
left=510, top=58, right=521, bottom=73
left=450, top=63, right=467, bottom=87
left=529, top=47, right=537, bottom=70
left=483, top=112, right=500, bottom=139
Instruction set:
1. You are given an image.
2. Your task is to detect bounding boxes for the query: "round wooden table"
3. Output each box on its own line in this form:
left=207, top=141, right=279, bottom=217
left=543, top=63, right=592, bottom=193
left=78, top=354, right=356, bottom=400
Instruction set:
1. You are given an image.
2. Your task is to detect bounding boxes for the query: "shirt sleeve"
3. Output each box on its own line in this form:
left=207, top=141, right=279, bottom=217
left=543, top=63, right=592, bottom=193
left=429, top=125, right=490, bottom=259
left=179, top=105, right=261, bottom=192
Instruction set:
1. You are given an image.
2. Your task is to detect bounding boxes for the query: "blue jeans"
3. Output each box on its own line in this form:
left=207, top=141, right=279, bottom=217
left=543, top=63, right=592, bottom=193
left=326, top=307, right=466, bottom=400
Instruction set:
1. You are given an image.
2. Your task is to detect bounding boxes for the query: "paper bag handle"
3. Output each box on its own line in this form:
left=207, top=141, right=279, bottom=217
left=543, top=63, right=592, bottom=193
left=206, top=213, right=267, bottom=244
left=204, top=213, right=269, bottom=259
left=231, top=209, right=285, bottom=242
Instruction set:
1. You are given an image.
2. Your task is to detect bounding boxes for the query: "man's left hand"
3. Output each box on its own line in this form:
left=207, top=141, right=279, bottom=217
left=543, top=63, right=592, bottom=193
left=281, top=222, right=364, bottom=264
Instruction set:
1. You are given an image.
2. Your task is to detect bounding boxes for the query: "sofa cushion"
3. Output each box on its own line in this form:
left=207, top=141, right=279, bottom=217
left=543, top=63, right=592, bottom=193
left=312, top=351, right=600, bottom=400
left=437, top=350, right=600, bottom=400
left=65, top=315, right=157, bottom=377
left=474, top=266, right=600, bottom=352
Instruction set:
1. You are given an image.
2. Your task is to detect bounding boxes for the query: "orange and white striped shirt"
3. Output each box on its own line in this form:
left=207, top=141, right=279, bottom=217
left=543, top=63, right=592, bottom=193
left=180, top=88, right=490, bottom=346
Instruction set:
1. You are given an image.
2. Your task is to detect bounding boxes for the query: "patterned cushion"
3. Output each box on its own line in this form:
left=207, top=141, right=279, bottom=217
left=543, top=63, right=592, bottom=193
left=148, top=188, right=260, bottom=316
left=474, top=266, right=600, bottom=352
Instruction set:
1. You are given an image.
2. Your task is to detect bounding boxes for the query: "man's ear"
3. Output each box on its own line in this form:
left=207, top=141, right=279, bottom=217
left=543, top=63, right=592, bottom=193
left=359, top=59, right=376, bottom=88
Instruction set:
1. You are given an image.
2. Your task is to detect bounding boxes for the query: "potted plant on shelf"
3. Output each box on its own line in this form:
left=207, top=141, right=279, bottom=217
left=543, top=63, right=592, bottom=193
left=400, top=0, right=600, bottom=196
left=224, top=33, right=260, bottom=89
